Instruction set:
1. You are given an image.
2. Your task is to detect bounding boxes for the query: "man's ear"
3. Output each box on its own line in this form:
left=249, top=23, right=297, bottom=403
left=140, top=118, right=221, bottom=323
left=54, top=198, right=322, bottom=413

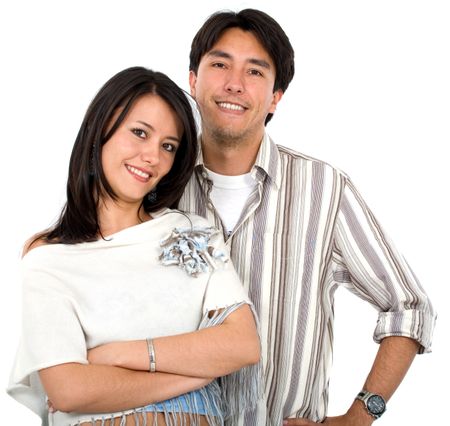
left=268, top=89, right=284, bottom=114
left=189, top=70, right=197, bottom=98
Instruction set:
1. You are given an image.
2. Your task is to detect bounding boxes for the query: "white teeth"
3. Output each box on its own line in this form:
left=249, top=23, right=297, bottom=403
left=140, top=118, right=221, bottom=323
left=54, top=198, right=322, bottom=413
left=126, top=165, right=150, bottom=179
left=218, top=102, right=245, bottom=111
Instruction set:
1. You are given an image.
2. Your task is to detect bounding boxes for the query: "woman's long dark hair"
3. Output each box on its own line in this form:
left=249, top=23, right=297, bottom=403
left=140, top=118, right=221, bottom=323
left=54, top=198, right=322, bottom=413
left=42, top=67, right=197, bottom=244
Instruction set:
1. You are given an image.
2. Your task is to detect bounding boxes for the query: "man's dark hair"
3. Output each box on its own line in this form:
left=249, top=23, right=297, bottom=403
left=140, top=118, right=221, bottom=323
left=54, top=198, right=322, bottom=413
left=189, top=9, right=295, bottom=124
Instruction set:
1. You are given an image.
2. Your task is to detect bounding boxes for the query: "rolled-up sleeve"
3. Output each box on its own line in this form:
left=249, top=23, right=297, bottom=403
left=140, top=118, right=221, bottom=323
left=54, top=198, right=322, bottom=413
left=332, top=178, right=436, bottom=353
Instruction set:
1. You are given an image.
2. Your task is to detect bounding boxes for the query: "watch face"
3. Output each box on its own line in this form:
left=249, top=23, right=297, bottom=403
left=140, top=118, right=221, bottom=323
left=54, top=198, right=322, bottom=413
left=367, top=395, right=386, bottom=415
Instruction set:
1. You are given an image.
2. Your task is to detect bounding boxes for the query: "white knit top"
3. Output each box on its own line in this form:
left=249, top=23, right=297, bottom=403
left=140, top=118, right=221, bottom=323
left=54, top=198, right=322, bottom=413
left=7, top=209, right=254, bottom=426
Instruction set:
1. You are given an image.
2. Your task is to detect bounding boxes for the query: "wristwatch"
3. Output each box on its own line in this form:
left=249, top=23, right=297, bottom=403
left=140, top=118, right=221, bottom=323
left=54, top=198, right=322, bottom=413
left=355, top=390, right=386, bottom=419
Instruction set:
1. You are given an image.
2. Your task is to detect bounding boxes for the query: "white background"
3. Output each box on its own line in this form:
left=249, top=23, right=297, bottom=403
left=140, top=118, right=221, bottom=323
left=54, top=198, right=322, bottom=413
left=1, top=1, right=449, bottom=424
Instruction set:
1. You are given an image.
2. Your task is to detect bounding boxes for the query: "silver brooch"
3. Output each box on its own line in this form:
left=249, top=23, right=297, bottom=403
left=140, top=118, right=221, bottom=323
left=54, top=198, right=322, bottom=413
left=159, top=226, right=228, bottom=277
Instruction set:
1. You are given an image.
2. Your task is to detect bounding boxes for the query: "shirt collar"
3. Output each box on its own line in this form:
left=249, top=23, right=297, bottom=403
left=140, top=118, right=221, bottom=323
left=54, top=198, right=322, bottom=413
left=252, top=132, right=281, bottom=189
left=195, top=132, right=281, bottom=189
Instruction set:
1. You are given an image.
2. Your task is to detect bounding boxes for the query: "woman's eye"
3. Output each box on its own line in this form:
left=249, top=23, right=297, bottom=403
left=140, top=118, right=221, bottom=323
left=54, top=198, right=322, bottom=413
left=162, top=143, right=177, bottom=153
left=132, top=128, right=147, bottom=139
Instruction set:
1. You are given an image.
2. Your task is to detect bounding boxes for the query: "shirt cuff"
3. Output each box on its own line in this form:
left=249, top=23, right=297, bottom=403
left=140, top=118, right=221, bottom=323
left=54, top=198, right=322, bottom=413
left=373, top=309, right=437, bottom=354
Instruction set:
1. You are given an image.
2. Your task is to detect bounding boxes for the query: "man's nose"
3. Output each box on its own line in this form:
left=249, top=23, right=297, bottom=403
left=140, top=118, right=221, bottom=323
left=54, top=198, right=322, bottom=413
left=224, top=70, right=244, bottom=94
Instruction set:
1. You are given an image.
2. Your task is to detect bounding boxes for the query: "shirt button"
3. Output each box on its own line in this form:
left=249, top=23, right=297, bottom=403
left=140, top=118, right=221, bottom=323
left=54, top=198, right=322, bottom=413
left=207, top=202, right=213, bottom=209
left=202, top=172, right=208, bottom=179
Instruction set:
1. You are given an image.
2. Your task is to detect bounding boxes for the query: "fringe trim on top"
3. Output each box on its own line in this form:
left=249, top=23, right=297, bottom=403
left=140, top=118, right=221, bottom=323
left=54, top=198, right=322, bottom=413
left=69, top=302, right=261, bottom=426
left=199, top=302, right=263, bottom=423
left=70, top=386, right=223, bottom=426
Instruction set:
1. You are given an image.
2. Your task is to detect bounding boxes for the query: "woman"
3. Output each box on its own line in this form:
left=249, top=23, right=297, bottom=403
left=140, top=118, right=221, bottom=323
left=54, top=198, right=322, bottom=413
left=7, top=67, right=260, bottom=426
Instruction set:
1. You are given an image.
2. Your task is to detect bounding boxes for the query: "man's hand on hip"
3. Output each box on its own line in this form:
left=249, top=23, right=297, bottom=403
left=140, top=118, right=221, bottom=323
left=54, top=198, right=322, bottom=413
left=283, top=412, right=373, bottom=426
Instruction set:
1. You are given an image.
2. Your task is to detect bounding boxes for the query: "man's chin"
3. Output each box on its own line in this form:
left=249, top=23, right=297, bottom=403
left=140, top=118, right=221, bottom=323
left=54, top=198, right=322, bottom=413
left=210, top=126, right=246, bottom=148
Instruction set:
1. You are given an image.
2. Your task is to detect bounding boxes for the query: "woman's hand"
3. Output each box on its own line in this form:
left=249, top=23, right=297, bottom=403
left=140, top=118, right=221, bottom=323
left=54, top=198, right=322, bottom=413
left=88, top=340, right=149, bottom=371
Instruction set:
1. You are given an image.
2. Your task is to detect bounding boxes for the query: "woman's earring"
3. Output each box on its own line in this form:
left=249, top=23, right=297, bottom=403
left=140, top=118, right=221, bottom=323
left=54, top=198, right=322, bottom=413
left=147, top=190, right=157, bottom=203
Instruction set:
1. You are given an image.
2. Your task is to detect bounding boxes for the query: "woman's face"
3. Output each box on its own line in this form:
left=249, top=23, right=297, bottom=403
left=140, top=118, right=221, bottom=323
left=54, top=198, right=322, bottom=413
left=101, top=93, right=183, bottom=208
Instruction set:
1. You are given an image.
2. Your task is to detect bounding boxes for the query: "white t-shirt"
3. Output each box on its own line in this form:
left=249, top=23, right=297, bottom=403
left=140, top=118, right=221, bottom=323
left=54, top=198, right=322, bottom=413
left=205, top=167, right=258, bottom=234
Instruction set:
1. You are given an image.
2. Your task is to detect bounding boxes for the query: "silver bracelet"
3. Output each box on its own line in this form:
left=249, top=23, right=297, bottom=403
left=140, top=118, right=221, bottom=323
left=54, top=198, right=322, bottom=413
left=146, top=338, right=156, bottom=372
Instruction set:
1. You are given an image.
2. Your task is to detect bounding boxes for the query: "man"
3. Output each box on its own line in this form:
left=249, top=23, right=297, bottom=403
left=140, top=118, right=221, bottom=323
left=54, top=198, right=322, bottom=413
left=180, top=8, right=436, bottom=426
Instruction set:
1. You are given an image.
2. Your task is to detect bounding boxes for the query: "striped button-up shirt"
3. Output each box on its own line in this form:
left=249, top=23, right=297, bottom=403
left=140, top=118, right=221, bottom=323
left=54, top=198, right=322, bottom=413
left=179, top=133, right=436, bottom=425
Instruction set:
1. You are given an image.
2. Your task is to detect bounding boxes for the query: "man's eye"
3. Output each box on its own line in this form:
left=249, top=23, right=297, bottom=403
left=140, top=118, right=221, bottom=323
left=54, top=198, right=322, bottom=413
left=212, top=62, right=226, bottom=68
left=249, top=69, right=263, bottom=76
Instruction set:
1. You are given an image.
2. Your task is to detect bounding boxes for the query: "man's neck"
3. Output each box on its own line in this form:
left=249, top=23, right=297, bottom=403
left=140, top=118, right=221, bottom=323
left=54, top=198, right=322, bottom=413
left=200, top=131, right=264, bottom=176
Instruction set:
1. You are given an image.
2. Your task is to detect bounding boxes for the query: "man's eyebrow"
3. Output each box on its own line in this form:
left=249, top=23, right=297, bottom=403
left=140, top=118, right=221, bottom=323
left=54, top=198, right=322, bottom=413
left=207, top=49, right=233, bottom=60
left=136, top=120, right=181, bottom=143
left=248, top=58, right=271, bottom=69
left=207, top=49, right=271, bottom=69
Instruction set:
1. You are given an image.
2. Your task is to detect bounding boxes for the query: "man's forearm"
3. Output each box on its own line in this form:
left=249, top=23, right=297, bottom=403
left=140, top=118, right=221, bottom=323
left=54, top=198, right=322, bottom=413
left=363, top=336, right=419, bottom=398
left=347, top=336, right=420, bottom=423
left=284, top=336, right=420, bottom=425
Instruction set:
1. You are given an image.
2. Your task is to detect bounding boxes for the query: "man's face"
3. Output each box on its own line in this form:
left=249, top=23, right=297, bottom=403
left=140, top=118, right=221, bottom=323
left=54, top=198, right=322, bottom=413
left=189, top=27, right=283, bottom=144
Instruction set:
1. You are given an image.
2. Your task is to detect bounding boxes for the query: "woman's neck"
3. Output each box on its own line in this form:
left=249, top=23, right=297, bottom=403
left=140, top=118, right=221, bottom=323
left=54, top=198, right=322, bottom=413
left=97, top=199, right=151, bottom=237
